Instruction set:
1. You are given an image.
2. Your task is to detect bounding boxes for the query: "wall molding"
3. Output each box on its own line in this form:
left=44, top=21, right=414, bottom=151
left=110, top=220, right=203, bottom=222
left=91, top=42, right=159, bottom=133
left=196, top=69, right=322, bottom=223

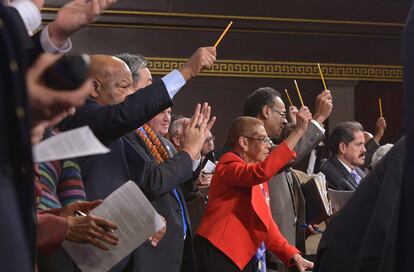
left=41, top=7, right=404, bottom=27
left=147, top=58, right=402, bottom=82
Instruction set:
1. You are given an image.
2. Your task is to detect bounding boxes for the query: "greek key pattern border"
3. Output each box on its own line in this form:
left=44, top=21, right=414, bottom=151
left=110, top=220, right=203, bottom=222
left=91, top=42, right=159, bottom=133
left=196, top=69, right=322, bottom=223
left=147, top=58, right=402, bottom=82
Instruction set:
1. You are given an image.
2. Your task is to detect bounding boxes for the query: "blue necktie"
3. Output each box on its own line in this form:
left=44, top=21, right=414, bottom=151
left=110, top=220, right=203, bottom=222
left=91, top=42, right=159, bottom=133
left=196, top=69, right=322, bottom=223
left=139, top=127, right=188, bottom=239
left=172, top=187, right=188, bottom=238
left=350, top=169, right=361, bottom=185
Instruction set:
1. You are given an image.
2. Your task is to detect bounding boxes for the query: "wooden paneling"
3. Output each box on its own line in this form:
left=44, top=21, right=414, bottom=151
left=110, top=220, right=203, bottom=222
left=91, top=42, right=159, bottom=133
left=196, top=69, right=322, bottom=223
left=42, top=0, right=408, bottom=145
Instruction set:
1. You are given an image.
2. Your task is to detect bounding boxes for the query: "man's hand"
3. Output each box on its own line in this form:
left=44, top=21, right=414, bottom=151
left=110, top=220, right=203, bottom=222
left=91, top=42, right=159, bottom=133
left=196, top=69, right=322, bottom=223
left=27, top=53, right=90, bottom=126
left=48, top=0, right=117, bottom=47
left=291, top=254, right=314, bottom=272
left=313, top=90, right=333, bottom=126
left=373, top=117, right=386, bottom=144
left=294, top=106, right=312, bottom=135
left=181, top=103, right=216, bottom=160
left=197, top=172, right=213, bottom=189
left=287, top=105, right=298, bottom=125
left=179, top=47, right=217, bottom=81
left=148, top=216, right=166, bottom=247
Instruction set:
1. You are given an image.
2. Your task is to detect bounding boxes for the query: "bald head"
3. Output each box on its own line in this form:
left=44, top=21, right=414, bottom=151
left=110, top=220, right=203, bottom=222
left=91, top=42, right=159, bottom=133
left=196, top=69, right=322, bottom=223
left=89, top=55, right=133, bottom=106
left=228, top=116, right=264, bottom=148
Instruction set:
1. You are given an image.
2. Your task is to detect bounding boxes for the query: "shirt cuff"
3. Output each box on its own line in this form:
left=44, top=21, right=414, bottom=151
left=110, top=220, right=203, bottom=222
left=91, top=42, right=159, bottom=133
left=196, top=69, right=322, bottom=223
left=161, top=69, right=186, bottom=99
left=192, top=157, right=201, bottom=171
left=40, top=24, right=72, bottom=53
left=10, top=0, right=41, bottom=35
left=311, top=119, right=325, bottom=134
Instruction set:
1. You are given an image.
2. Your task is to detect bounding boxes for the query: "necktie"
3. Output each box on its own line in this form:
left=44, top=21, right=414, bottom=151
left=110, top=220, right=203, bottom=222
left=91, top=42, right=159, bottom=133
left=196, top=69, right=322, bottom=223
left=350, top=169, right=361, bottom=185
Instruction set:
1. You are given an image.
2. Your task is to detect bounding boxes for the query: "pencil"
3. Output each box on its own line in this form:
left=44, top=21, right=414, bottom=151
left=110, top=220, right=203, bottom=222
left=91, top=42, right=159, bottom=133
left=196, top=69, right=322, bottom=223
left=214, top=21, right=233, bottom=48
left=285, top=89, right=293, bottom=107
left=294, top=80, right=304, bottom=107
left=317, top=63, right=328, bottom=91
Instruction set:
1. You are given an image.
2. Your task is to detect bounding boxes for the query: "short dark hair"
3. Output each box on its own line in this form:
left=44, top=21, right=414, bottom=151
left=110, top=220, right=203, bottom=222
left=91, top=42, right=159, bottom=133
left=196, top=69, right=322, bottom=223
left=243, top=87, right=281, bottom=117
left=115, top=53, right=148, bottom=86
left=328, top=121, right=364, bottom=154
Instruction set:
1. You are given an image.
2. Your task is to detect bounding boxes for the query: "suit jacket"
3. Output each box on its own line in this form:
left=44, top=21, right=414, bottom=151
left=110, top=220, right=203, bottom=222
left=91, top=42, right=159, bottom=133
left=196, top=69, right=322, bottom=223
left=320, top=156, right=365, bottom=191
left=197, top=142, right=300, bottom=270
left=269, top=122, right=325, bottom=256
left=314, top=137, right=404, bottom=272
left=58, top=80, right=173, bottom=271
left=123, top=132, right=196, bottom=272
left=0, top=5, right=44, bottom=270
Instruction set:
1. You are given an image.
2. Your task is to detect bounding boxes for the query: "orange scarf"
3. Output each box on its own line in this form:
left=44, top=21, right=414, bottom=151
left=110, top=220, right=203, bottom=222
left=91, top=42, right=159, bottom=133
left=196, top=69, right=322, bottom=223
left=136, top=124, right=169, bottom=164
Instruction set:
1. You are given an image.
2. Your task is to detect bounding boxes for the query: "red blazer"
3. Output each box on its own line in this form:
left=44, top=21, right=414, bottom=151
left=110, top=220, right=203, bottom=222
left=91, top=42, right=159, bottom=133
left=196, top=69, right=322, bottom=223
left=197, top=142, right=300, bottom=270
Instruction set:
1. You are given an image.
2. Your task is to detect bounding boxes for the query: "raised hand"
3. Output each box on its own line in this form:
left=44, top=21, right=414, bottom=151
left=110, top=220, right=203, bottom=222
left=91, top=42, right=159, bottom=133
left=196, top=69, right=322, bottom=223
left=49, top=0, right=118, bottom=47
left=287, top=105, right=298, bottom=125
left=295, top=106, right=312, bottom=134
left=179, top=47, right=217, bottom=81
left=181, top=103, right=216, bottom=160
left=313, top=90, right=333, bottom=126
left=373, top=117, right=386, bottom=143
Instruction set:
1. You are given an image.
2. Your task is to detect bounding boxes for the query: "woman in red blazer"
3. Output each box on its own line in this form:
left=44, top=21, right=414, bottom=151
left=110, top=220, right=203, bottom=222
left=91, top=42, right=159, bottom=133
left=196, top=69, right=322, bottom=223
left=195, top=110, right=314, bottom=272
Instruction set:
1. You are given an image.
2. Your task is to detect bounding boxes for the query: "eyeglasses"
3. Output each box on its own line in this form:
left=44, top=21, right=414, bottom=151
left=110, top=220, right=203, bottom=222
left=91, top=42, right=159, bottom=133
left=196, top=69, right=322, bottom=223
left=243, top=136, right=272, bottom=145
left=269, top=108, right=287, bottom=119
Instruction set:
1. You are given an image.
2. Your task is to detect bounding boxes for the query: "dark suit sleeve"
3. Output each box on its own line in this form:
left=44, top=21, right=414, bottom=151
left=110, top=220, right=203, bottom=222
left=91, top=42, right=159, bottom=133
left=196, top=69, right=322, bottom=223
left=123, top=137, right=194, bottom=200
left=60, top=80, right=173, bottom=146
left=360, top=138, right=380, bottom=170
left=321, top=160, right=356, bottom=191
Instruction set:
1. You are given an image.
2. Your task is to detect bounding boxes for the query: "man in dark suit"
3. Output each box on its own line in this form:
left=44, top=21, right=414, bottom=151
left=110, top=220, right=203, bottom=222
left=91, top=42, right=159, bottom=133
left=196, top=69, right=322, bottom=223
left=119, top=53, right=211, bottom=272
left=314, top=137, right=404, bottom=272
left=0, top=0, right=116, bottom=268
left=321, top=121, right=366, bottom=191
left=59, top=51, right=215, bottom=271
left=242, top=87, right=332, bottom=271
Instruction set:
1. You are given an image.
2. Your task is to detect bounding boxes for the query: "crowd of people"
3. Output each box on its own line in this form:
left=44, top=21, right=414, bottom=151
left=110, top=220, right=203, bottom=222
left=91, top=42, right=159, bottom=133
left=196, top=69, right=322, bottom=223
left=1, top=0, right=412, bottom=271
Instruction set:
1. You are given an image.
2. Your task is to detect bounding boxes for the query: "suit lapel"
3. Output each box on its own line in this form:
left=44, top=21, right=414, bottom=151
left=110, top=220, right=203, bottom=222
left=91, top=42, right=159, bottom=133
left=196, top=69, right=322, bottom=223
left=332, top=157, right=358, bottom=189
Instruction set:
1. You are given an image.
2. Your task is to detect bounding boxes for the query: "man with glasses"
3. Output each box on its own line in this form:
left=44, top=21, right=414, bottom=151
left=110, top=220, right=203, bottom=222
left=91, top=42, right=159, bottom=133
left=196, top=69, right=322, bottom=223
left=243, top=86, right=332, bottom=272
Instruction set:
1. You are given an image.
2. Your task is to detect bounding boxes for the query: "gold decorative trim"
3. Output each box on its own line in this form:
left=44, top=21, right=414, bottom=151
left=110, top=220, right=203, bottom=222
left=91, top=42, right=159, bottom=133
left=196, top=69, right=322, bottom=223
left=41, top=7, right=404, bottom=28
left=147, top=58, right=403, bottom=82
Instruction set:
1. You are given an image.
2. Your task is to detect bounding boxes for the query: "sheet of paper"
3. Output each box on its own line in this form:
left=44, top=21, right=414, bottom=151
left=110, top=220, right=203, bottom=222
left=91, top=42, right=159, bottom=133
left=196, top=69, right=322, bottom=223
left=33, top=126, right=110, bottom=163
left=202, top=160, right=216, bottom=174
left=63, top=181, right=165, bottom=272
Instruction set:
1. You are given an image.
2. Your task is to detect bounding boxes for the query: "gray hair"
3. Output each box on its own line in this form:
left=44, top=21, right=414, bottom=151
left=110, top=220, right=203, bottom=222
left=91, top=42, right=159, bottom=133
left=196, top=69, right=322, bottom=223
left=168, top=116, right=187, bottom=138
left=115, top=53, right=148, bottom=86
left=371, top=143, right=393, bottom=167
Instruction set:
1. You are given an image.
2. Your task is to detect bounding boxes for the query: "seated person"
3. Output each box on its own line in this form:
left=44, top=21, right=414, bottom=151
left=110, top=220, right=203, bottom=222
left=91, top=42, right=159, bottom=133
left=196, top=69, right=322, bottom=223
left=321, top=122, right=366, bottom=191
left=194, top=109, right=314, bottom=272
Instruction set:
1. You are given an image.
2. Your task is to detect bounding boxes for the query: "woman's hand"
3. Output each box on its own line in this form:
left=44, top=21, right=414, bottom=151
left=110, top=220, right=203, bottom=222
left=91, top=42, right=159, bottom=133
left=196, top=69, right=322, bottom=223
left=291, top=253, right=314, bottom=272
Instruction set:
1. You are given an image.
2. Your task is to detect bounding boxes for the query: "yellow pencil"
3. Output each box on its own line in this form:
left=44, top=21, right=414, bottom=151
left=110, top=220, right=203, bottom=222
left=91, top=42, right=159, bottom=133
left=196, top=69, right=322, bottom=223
left=317, top=63, right=328, bottom=90
left=378, top=98, right=383, bottom=117
left=214, top=21, right=233, bottom=48
left=285, top=89, right=293, bottom=107
left=294, top=80, right=304, bottom=107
